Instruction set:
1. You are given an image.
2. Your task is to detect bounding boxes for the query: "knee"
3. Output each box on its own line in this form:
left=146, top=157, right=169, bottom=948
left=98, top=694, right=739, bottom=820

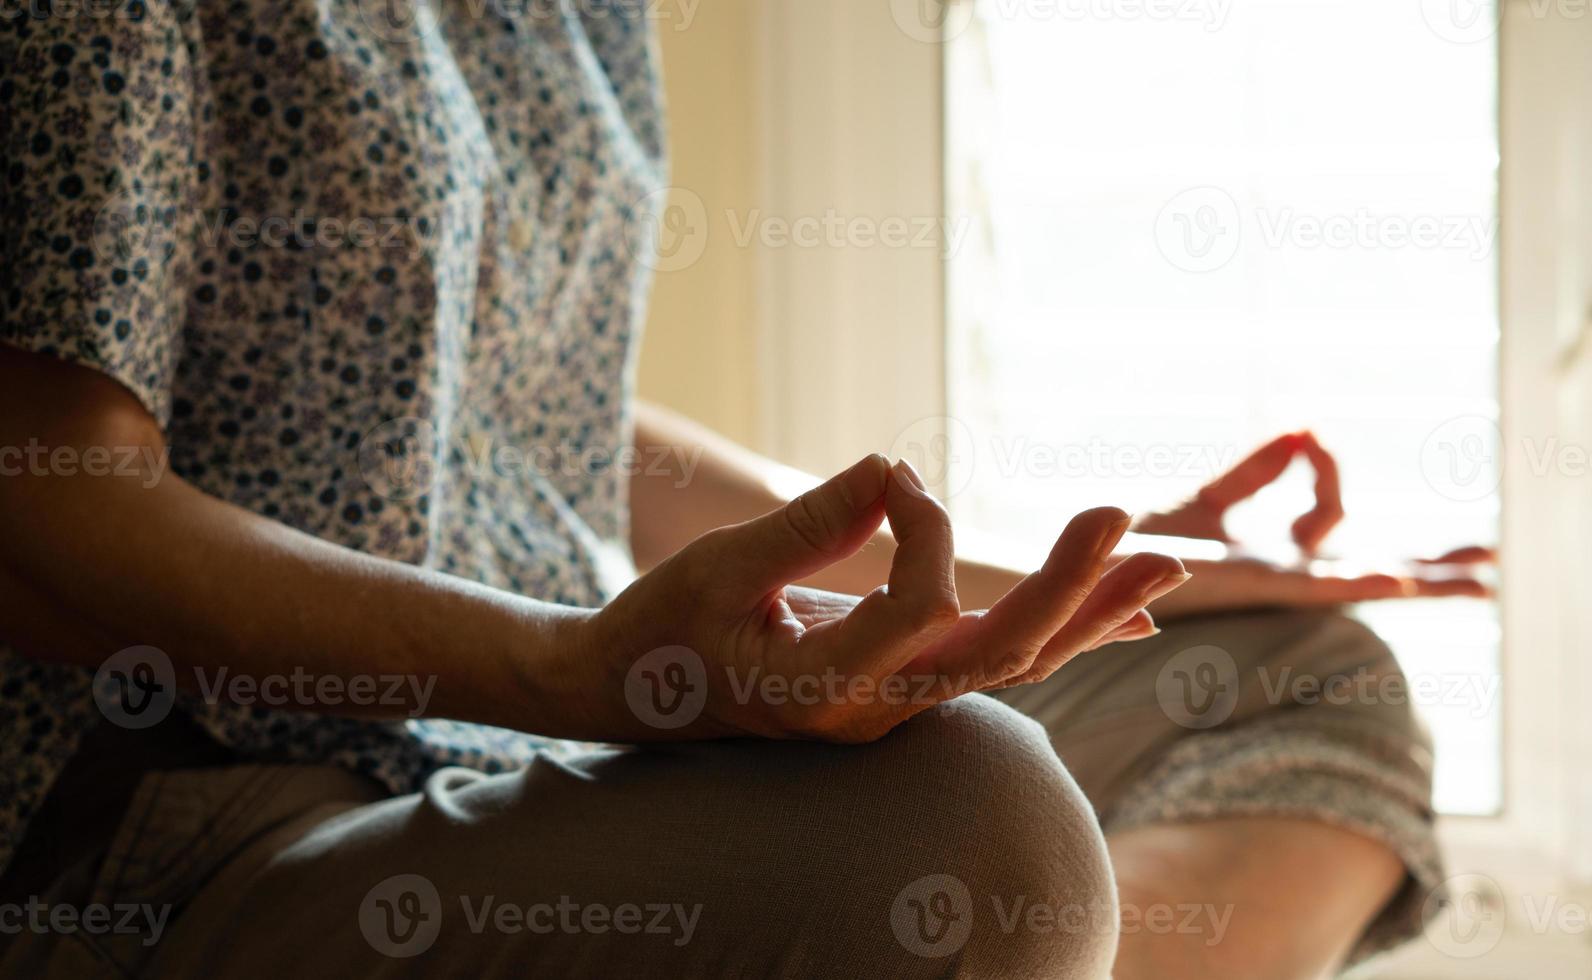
left=875, top=695, right=1119, bottom=980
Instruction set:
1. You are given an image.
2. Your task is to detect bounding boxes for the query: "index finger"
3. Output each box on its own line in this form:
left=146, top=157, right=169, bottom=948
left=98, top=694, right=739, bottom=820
left=1290, top=431, right=1343, bottom=554
left=833, top=460, right=962, bottom=677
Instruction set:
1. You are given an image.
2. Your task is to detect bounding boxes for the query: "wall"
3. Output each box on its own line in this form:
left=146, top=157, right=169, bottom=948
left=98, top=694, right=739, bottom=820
left=637, top=1, right=947, bottom=476
left=637, top=0, right=764, bottom=448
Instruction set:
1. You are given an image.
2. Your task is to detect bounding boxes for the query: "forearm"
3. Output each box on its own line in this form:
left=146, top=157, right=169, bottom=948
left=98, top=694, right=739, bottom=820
left=629, top=401, right=805, bottom=569
left=0, top=364, right=598, bottom=738
left=2, top=463, right=597, bottom=734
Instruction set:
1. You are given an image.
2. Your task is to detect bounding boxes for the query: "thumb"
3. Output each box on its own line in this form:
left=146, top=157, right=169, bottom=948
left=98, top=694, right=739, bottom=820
left=710, top=453, right=890, bottom=598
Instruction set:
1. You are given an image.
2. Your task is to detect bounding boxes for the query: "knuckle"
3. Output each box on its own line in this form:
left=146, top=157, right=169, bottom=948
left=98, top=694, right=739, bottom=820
left=993, top=668, right=1040, bottom=692
left=1057, top=583, right=1096, bottom=612
left=979, top=648, right=1037, bottom=688
left=907, top=595, right=961, bottom=634
left=1023, top=662, right=1058, bottom=684
left=997, top=647, right=1039, bottom=679
left=920, top=494, right=954, bottom=526
left=781, top=494, right=842, bottom=556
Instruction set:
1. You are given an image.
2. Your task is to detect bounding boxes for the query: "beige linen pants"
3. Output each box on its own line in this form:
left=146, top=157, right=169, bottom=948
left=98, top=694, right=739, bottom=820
left=0, top=610, right=1437, bottom=979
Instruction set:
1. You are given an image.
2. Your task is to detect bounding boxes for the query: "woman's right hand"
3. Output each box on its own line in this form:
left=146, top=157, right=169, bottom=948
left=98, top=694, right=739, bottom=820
left=577, top=454, right=1188, bottom=743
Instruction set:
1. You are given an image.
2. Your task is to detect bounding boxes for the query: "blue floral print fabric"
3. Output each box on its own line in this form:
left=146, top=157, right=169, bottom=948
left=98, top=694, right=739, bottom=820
left=0, top=0, right=664, bottom=872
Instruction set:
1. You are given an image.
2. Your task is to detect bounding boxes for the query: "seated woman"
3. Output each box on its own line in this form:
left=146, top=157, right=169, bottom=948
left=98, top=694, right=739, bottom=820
left=0, top=3, right=1490, bottom=977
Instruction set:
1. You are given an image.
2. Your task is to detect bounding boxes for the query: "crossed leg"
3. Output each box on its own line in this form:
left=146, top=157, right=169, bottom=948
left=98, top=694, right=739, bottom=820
left=5, top=611, right=1432, bottom=979
left=6, top=696, right=1121, bottom=980
left=998, top=609, right=1439, bottom=978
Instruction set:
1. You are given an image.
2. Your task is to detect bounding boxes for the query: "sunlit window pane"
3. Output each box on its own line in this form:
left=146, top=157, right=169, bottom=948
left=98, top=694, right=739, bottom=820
left=945, top=0, right=1500, bottom=814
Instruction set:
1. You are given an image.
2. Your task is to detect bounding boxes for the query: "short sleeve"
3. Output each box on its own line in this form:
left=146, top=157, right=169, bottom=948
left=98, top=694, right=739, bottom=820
left=0, top=2, right=202, bottom=428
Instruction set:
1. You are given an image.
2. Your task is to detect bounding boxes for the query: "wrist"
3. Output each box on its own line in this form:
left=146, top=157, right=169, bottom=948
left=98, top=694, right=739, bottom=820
left=488, top=599, right=615, bottom=740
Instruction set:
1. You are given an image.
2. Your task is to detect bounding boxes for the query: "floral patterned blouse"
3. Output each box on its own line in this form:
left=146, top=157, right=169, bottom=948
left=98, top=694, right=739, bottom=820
left=0, top=0, right=663, bottom=873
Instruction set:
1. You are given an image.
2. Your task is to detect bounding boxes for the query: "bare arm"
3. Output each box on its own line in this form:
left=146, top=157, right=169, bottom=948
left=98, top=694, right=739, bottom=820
left=0, top=344, right=597, bottom=736
left=4, top=349, right=1171, bottom=745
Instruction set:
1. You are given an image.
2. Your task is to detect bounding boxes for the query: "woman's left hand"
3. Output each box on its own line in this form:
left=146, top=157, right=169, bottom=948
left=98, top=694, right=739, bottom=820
left=1132, top=431, right=1496, bottom=618
left=1133, top=430, right=1344, bottom=551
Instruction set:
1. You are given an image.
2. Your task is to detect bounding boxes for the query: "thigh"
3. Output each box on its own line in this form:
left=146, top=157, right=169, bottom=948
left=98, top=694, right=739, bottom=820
left=141, top=697, right=1118, bottom=980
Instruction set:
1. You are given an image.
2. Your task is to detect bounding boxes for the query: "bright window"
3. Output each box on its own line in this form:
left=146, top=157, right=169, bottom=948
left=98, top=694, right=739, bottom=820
left=944, top=0, right=1501, bottom=813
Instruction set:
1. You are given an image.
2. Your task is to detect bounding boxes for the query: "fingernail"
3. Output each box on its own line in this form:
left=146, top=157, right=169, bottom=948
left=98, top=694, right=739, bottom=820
left=839, top=453, right=888, bottom=508
left=1140, top=570, right=1192, bottom=603
left=1097, top=514, right=1133, bottom=557
left=892, top=458, right=934, bottom=500
left=1105, top=623, right=1159, bottom=643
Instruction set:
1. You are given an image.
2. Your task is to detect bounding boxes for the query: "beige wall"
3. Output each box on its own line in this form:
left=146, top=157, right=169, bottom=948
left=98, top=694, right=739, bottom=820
left=637, top=2, right=763, bottom=448
left=636, top=2, right=946, bottom=475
